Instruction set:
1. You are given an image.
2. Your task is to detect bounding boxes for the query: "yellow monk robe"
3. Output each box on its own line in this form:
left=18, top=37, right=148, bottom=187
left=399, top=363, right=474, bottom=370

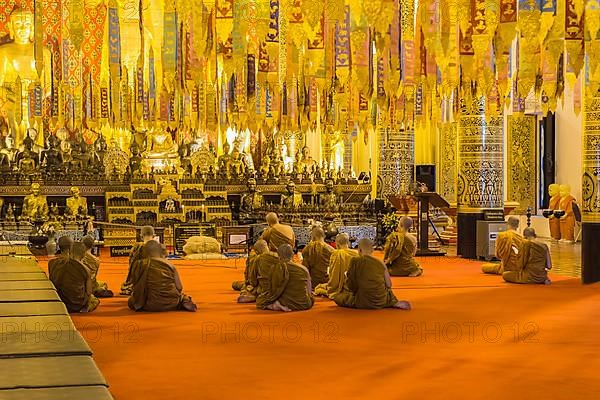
left=128, top=258, right=193, bottom=312
left=559, top=195, right=577, bottom=241
left=503, top=240, right=550, bottom=284
left=277, top=262, right=314, bottom=311
left=262, top=224, right=295, bottom=252
left=302, top=241, right=334, bottom=287
left=333, top=255, right=399, bottom=310
left=82, top=252, right=111, bottom=297
left=314, top=248, right=358, bottom=298
left=549, top=194, right=561, bottom=240
left=232, top=251, right=257, bottom=291
left=482, top=230, right=524, bottom=275
left=383, top=231, right=423, bottom=277
left=254, top=253, right=290, bottom=310
left=49, top=258, right=99, bottom=313
left=121, top=242, right=145, bottom=294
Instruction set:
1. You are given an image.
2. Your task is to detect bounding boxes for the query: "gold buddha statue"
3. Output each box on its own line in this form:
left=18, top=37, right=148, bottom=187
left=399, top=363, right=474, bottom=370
left=142, top=124, right=180, bottom=171
left=300, top=146, right=317, bottom=171
left=240, top=178, right=263, bottom=219
left=321, top=179, right=338, bottom=209
left=0, top=9, right=51, bottom=144
left=21, top=183, right=48, bottom=221
left=282, top=181, right=304, bottom=208
left=229, top=148, right=246, bottom=176
left=65, top=186, right=88, bottom=220
left=218, top=142, right=232, bottom=173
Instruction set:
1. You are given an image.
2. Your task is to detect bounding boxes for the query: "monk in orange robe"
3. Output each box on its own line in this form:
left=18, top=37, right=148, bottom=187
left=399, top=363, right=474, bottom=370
left=234, top=240, right=270, bottom=303
left=301, top=227, right=334, bottom=287
left=383, top=216, right=423, bottom=277
left=261, top=212, right=295, bottom=251
left=276, top=244, right=314, bottom=311
left=547, top=183, right=561, bottom=240
left=314, top=233, right=358, bottom=298
left=81, top=236, right=113, bottom=298
left=503, top=228, right=552, bottom=285
left=482, top=216, right=523, bottom=275
left=121, top=225, right=156, bottom=295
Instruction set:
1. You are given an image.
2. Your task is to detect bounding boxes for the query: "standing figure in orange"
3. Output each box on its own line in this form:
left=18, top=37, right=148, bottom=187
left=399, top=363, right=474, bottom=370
left=558, top=184, right=577, bottom=242
left=548, top=183, right=561, bottom=241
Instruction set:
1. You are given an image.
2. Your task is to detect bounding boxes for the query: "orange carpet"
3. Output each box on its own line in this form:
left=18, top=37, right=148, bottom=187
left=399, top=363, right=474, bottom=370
left=38, top=252, right=600, bottom=399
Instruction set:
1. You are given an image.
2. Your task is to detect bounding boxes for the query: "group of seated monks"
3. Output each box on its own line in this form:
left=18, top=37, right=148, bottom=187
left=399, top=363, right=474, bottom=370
left=232, top=212, right=411, bottom=311
left=49, top=236, right=113, bottom=313
left=49, top=225, right=197, bottom=313
left=482, top=216, right=552, bottom=284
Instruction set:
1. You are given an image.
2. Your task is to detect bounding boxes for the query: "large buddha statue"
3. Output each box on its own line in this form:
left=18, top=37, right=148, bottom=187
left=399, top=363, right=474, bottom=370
left=21, top=183, right=48, bottom=221
left=142, top=124, right=180, bottom=170
left=0, top=9, right=51, bottom=144
left=65, top=186, right=88, bottom=220
left=300, top=146, right=317, bottom=172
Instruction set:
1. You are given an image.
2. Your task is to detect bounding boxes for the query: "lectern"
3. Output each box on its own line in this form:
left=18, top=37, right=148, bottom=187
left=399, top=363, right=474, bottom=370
left=413, top=192, right=449, bottom=256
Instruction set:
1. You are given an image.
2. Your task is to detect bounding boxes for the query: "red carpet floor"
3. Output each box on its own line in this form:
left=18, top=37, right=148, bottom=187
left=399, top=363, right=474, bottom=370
left=38, top=252, right=600, bottom=399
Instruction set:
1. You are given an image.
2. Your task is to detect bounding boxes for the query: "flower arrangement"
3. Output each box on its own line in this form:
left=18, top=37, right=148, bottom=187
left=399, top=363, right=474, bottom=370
left=382, top=212, right=401, bottom=232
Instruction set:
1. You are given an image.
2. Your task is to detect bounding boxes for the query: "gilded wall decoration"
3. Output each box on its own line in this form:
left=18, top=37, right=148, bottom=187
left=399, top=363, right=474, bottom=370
left=507, top=114, right=537, bottom=214
left=439, top=122, right=458, bottom=203
left=457, top=97, right=504, bottom=211
left=582, top=95, right=600, bottom=222
left=377, top=127, right=415, bottom=198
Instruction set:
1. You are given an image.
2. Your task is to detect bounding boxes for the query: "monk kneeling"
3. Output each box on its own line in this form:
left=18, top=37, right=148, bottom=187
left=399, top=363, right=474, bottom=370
left=314, top=233, right=358, bottom=298
left=302, top=227, right=334, bottom=287
left=276, top=244, right=314, bottom=312
left=235, top=240, right=271, bottom=303
left=121, top=225, right=156, bottom=295
left=262, top=212, right=295, bottom=251
left=49, top=240, right=99, bottom=313
left=333, top=239, right=411, bottom=310
left=482, top=216, right=523, bottom=275
left=81, top=236, right=113, bottom=298
left=128, top=240, right=197, bottom=312
left=503, top=228, right=552, bottom=285
left=384, top=216, right=423, bottom=277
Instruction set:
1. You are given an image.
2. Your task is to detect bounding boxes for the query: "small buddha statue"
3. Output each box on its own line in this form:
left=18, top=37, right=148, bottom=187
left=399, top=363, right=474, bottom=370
left=21, top=183, right=48, bottom=221
left=230, top=148, right=246, bottom=177
left=239, top=178, right=263, bottom=219
left=0, top=138, right=11, bottom=171
left=15, top=138, right=38, bottom=173
left=282, top=181, right=304, bottom=208
left=260, top=154, right=271, bottom=179
left=218, top=142, right=232, bottom=173
left=299, top=146, right=316, bottom=171
left=314, top=165, right=323, bottom=183
left=5, top=203, right=16, bottom=222
left=41, top=135, right=63, bottom=171
left=0, top=135, right=18, bottom=166
left=270, top=150, right=284, bottom=178
left=65, top=186, right=88, bottom=220
left=130, top=143, right=143, bottom=173
left=293, top=152, right=303, bottom=175
left=179, top=141, right=193, bottom=173
left=94, top=132, right=108, bottom=165
left=321, top=179, right=337, bottom=209
left=48, top=202, right=60, bottom=222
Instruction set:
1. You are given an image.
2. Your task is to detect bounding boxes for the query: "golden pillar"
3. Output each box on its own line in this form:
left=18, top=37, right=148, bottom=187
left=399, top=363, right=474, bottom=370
left=456, top=96, right=504, bottom=258
left=376, top=126, right=415, bottom=198
left=582, top=90, right=600, bottom=283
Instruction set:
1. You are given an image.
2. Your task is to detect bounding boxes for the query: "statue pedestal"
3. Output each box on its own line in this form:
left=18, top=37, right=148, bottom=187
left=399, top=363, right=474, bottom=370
left=141, top=157, right=181, bottom=173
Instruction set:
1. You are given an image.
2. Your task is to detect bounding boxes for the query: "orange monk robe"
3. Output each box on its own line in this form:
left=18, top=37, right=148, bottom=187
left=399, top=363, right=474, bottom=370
left=232, top=251, right=258, bottom=291
left=559, top=195, right=577, bottom=241
left=128, top=258, right=190, bottom=312
left=254, top=253, right=290, bottom=309
left=383, top=231, right=423, bottom=277
left=302, top=240, right=334, bottom=287
left=314, top=248, right=358, bottom=298
left=82, top=252, right=111, bottom=297
left=121, top=242, right=145, bottom=294
left=549, top=194, right=561, bottom=240
left=333, top=255, right=399, bottom=310
left=262, top=224, right=295, bottom=252
left=482, top=230, right=524, bottom=275
left=503, top=239, right=550, bottom=284
left=49, top=258, right=99, bottom=313
left=278, top=262, right=314, bottom=311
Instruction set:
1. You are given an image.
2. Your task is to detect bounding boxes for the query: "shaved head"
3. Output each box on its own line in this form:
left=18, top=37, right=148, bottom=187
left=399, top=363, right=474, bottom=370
left=266, top=212, right=279, bottom=226
left=254, top=239, right=269, bottom=254
left=277, top=244, right=294, bottom=261
left=357, top=238, right=374, bottom=256
left=57, top=236, right=74, bottom=253
left=400, top=216, right=413, bottom=230
left=140, top=225, right=155, bottom=240
left=71, top=242, right=86, bottom=261
left=507, top=216, right=519, bottom=230
left=143, top=239, right=164, bottom=258
left=81, top=235, right=94, bottom=250
left=311, top=227, right=325, bottom=241
left=335, top=233, right=350, bottom=248
left=523, top=227, right=537, bottom=239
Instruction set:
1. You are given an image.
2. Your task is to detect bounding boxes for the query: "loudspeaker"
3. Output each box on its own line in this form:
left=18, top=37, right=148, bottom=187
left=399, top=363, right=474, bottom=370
left=416, top=164, right=436, bottom=192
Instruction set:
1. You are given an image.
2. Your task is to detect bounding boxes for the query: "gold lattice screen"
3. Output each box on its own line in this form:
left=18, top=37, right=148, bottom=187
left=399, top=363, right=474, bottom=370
left=507, top=114, right=537, bottom=214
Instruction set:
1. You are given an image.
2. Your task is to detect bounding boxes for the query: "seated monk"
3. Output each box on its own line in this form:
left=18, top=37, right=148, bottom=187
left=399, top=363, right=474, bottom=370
left=301, top=227, right=334, bottom=287
left=384, top=216, right=422, bottom=277
left=482, top=216, right=523, bottom=275
left=333, top=239, right=411, bottom=310
left=81, top=236, right=114, bottom=298
left=276, top=244, right=314, bottom=312
left=254, top=245, right=291, bottom=312
left=49, top=241, right=99, bottom=313
left=503, top=228, right=552, bottom=285
left=121, top=225, right=156, bottom=295
left=48, top=236, right=73, bottom=274
left=314, top=233, right=358, bottom=298
left=128, top=240, right=197, bottom=312
left=261, top=212, right=295, bottom=252
left=233, top=239, right=270, bottom=303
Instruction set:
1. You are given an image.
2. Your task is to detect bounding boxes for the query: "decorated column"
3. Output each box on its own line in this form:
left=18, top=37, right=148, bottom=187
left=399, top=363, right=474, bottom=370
left=456, top=96, right=504, bottom=258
